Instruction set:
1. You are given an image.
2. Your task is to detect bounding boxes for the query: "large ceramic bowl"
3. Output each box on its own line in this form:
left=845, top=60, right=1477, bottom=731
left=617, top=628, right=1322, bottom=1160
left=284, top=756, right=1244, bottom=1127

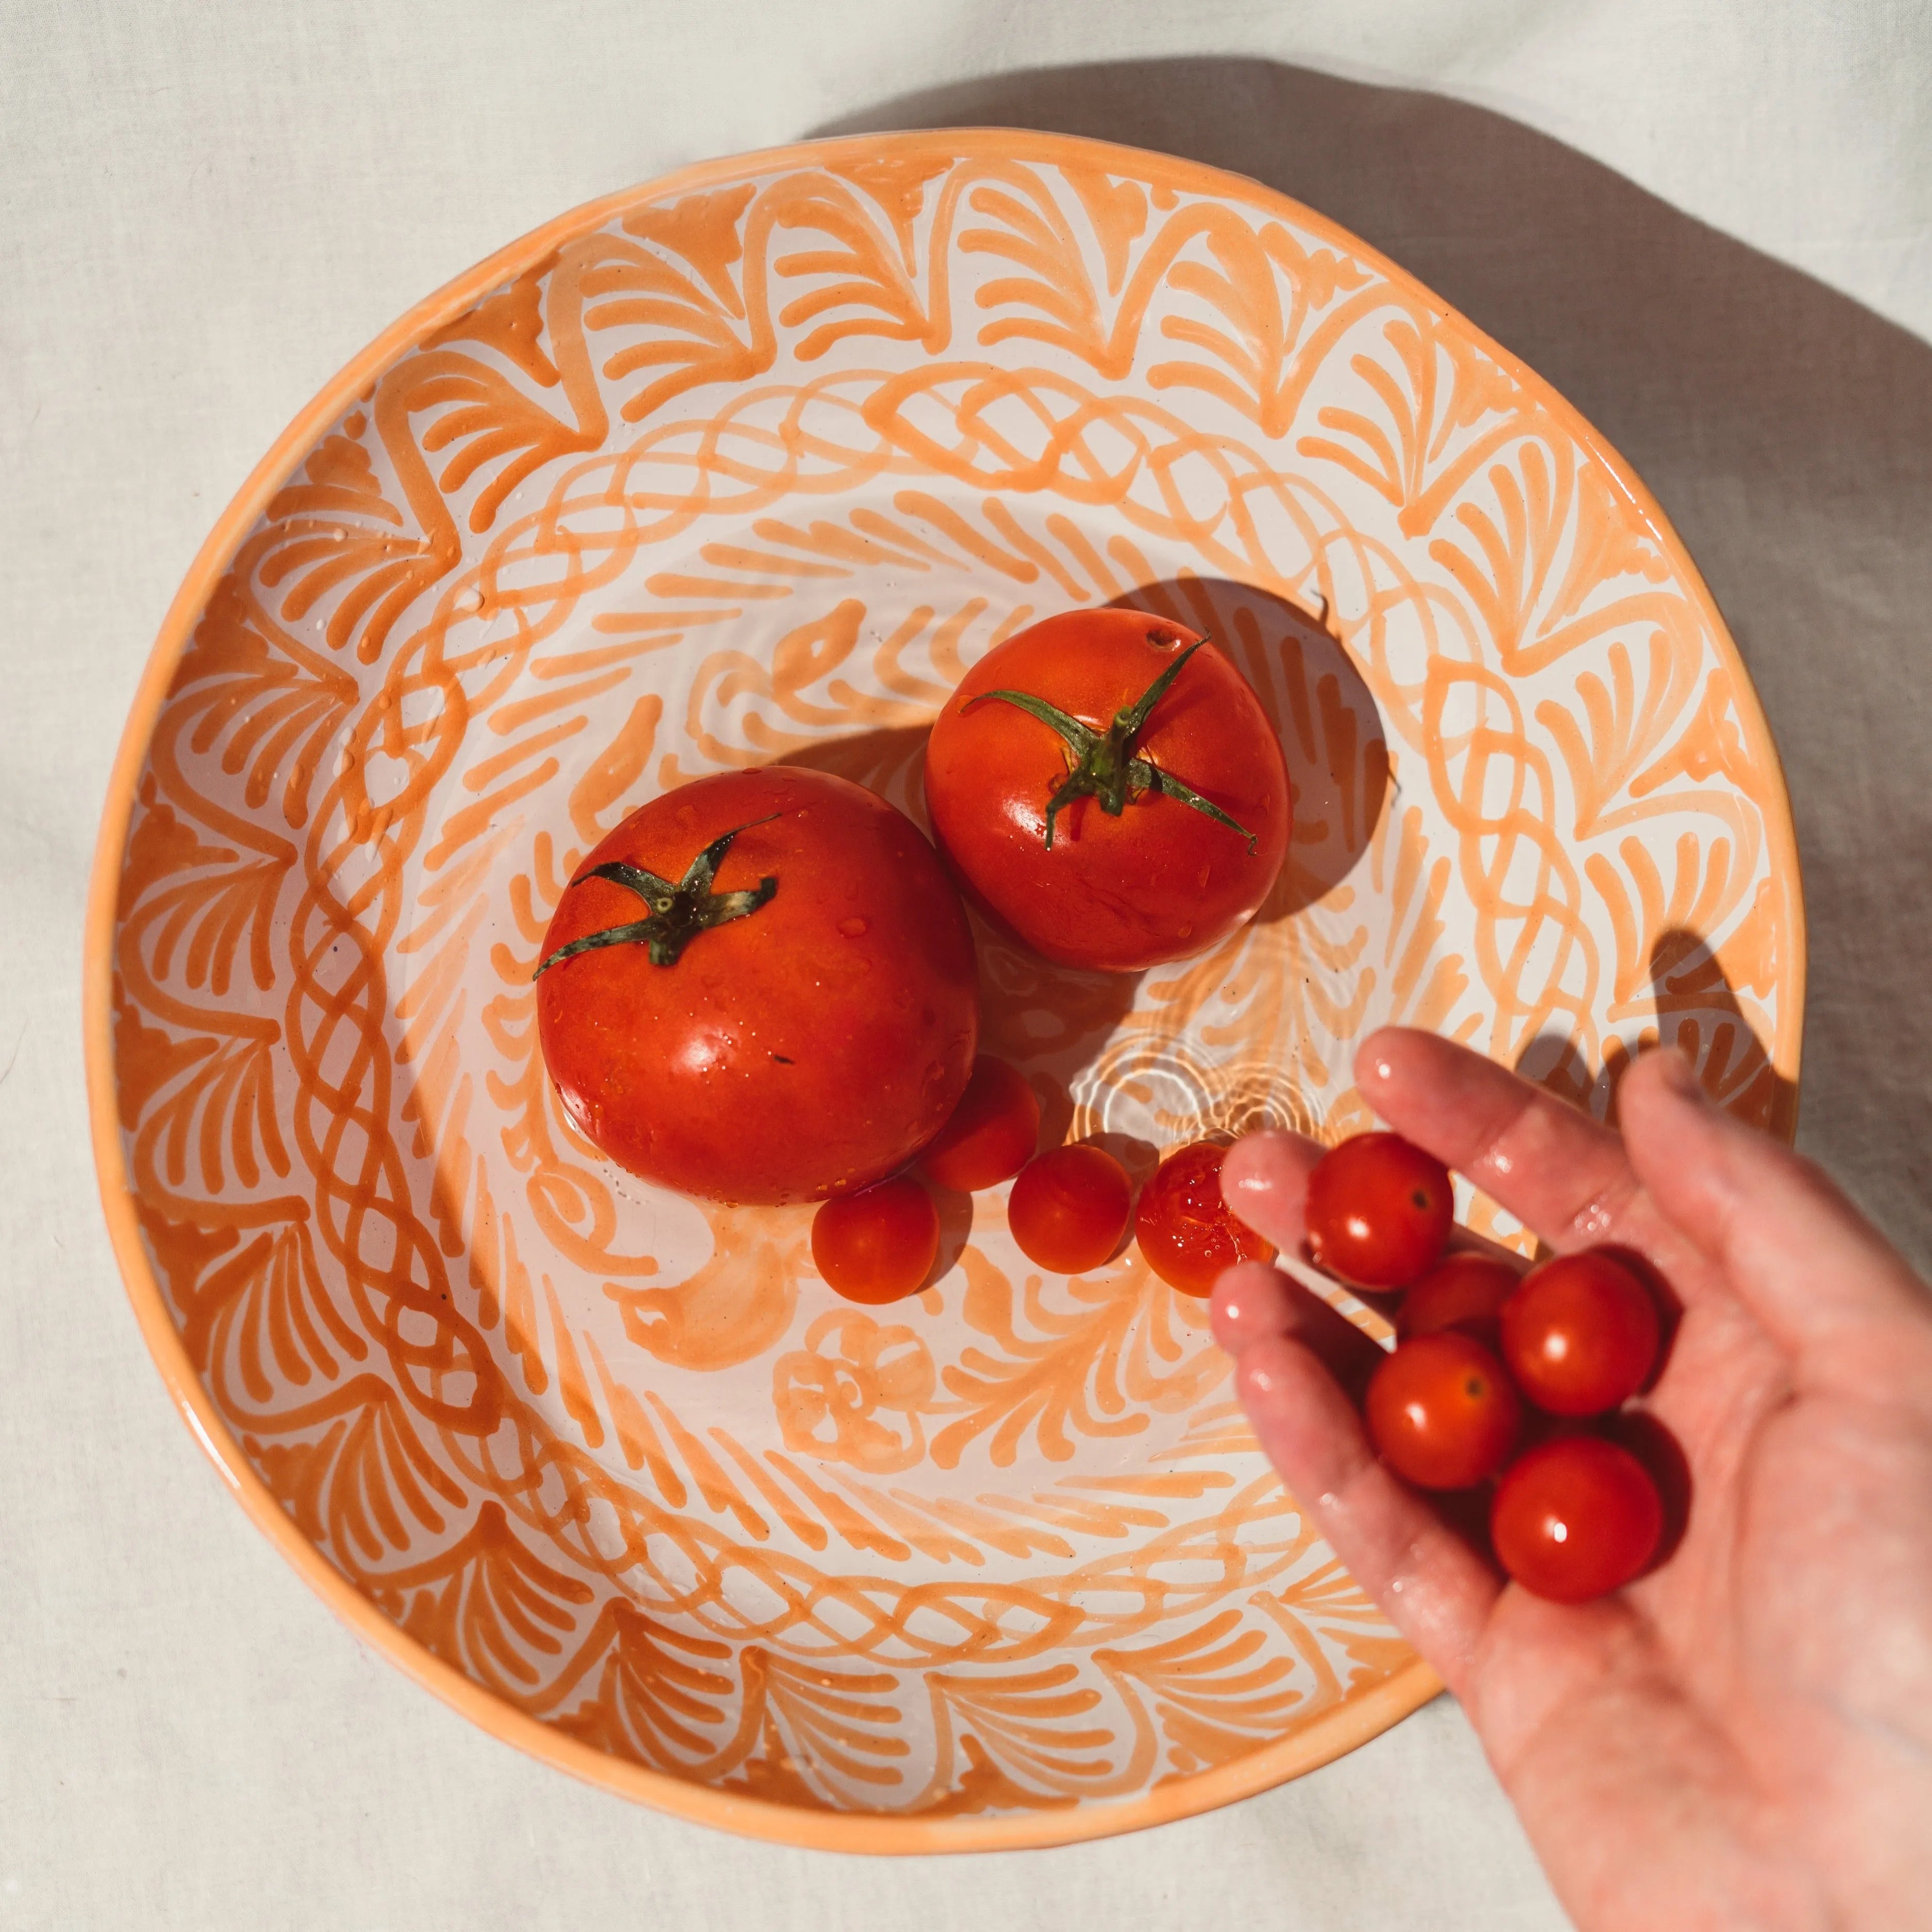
left=85, top=131, right=1802, bottom=1850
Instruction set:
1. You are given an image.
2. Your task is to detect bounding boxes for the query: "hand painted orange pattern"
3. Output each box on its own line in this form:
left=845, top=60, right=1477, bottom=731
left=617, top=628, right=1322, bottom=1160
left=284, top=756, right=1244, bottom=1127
left=100, top=134, right=1801, bottom=1846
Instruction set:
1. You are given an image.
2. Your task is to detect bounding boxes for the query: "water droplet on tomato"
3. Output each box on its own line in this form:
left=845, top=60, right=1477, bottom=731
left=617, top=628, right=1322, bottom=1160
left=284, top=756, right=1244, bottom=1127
left=838, top=916, right=868, bottom=937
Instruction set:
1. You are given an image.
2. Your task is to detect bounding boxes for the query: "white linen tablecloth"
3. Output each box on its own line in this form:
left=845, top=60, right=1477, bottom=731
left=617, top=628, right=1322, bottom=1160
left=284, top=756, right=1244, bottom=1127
left=5, top=3, right=1929, bottom=1925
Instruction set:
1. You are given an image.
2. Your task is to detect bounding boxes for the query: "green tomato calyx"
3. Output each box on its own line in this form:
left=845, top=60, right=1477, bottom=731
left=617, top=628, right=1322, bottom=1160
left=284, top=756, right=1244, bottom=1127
left=962, top=637, right=1258, bottom=853
left=533, top=815, right=780, bottom=976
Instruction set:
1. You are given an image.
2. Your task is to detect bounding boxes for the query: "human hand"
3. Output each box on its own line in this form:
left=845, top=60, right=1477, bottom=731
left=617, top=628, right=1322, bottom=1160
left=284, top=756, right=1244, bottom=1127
left=1212, top=1030, right=1932, bottom=1931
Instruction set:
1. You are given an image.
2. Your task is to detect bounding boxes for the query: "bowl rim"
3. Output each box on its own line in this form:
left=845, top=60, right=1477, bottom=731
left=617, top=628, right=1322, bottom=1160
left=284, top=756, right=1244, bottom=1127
left=82, top=126, right=1802, bottom=1851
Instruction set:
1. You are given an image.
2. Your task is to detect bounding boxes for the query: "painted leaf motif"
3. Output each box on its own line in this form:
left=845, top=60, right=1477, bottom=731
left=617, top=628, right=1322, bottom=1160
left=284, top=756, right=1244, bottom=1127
left=105, top=142, right=1796, bottom=1825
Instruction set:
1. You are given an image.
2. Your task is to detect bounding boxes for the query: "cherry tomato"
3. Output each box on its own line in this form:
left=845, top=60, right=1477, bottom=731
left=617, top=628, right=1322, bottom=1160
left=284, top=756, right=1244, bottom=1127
left=537, top=768, right=978, bottom=1205
left=1364, top=1332, right=1522, bottom=1490
left=1134, top=1140, right=1275, bottom=1295
left=1500, top=1250, right=1660, bottom=1416
left=920, top=1056, right=1040, bottom=1192
left=811, top=1177, right=940, bottom=1304
left=1305, top=1131, right=1454, bottom=1288
left=1490, top=1435, right=1663, bottom=1602
left=923, top=608, right=1290, bottom=971
left=1007, top=1145, right=1133, bottom=1274
left=1397, top=1253, right=1524, bottom=1343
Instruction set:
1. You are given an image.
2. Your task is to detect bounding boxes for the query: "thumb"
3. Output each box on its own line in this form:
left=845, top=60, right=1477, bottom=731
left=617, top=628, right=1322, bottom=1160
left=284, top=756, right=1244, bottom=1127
left=1620, top=1048, right=1932, bottom=1399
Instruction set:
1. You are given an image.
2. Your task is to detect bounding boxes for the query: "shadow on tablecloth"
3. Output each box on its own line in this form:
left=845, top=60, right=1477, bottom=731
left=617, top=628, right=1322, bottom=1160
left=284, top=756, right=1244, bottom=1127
left=818, top=58, right=1932, bottom=1270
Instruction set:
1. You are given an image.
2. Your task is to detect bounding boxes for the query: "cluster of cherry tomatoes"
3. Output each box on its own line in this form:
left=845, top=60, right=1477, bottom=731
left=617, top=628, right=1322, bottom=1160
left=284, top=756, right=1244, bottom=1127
left=811, top=1056, right=1273, bottom=1304
left=1305, top=1131, right=1669, bottom=1604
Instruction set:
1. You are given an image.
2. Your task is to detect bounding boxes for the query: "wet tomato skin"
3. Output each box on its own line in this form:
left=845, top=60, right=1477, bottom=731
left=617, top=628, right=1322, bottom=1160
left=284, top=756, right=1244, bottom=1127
left=1491, top=1435, right=1664, bottom=1602
left=1365, top=1332, right=1522, bottom=1490
left=1007, top=1145, right=1133, bottom=1274
left=1305, top=1132, right=1455, bottom=1288
left=811, top=1177, right=942, bottom=1304
left=537, top=767, right=977, bottom=1205
left=1397, top=1253, right=1525, bottom=1344
left=920, top=1056, right=1040, bottom=1193
left=1134, top=1141, right=1275, bottom=1295
left=1500, top=1250, right=1661, bottom=1416
left=923, top=608, right=1290, bottom=972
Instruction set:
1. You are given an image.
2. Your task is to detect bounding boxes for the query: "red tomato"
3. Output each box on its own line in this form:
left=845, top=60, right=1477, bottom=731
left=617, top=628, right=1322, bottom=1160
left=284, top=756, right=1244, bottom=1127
left=1397, top=1253, right=1524, bottom=1343
left=1007, top=1145, right=1132, bottom=1274
left=920, top=1056, right=1040, bottom=1192
left=811, top=1177, right=941, bottom=1304
left=1500, top=1250, right=1661, bottom=1416
left=1365, top=1333, right=1522, bottom=1489
left=1134, top=1140, right=1275, bottom=1295
left=923, top=608, right=1290, bottom=971
left=1305, top=1132, right=1454, bottom=1288
left=1490, top=1435, right=1664, bottom=1602
left=536, top=768, right=978, bottom=1205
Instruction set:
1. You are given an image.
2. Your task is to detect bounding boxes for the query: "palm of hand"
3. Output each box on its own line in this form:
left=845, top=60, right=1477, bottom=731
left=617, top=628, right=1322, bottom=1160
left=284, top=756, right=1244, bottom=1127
left=1213, top=1032, right=1932, bottom=1931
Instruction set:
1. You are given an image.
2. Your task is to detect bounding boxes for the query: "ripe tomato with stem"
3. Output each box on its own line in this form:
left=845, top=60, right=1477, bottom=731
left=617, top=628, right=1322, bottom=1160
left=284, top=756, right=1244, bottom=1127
left=536, top=768, right=978, bottom=1205
left=923, top=608, right=1289, bottom=972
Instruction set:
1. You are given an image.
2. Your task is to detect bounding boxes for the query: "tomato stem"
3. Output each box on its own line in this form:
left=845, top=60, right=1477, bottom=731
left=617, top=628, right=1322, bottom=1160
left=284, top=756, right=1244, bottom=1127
left=533, top=815, right=780, bottom=975
left=962, top=637, right=1258, bottom=853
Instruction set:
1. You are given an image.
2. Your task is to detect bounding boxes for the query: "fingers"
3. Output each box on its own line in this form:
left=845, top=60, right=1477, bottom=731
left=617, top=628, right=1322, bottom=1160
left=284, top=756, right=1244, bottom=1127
left=1220, top=1127, right=1323, bottom=1253
left=1619, top=1048, right=1932, bottom=1398
left=1211, top=1259, right=1386, bottom=1391
left=1356, top=1028, right=1641, bottom=1248
left=1229, top=1326, right=1500, bottom=1692
left=1211, top=1253, right=1500, bottom=1688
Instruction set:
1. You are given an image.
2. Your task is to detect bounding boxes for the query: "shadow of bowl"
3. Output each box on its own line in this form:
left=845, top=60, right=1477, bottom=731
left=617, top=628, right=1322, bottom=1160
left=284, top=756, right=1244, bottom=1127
left=817, top=58, right=1932, bottom=1270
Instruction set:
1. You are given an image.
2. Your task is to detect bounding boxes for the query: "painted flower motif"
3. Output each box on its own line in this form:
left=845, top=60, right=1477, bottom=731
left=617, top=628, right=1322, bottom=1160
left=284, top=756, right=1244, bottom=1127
left=772, top=1311, right=938, bottom=1474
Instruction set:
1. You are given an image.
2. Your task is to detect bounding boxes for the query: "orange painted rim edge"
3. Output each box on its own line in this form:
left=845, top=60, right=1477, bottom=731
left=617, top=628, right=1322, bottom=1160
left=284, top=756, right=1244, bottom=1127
left=81, top=127, right=1802, bottom=1853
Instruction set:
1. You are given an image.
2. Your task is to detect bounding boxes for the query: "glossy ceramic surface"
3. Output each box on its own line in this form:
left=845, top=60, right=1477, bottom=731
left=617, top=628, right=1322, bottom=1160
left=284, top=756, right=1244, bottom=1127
left=85, top=131, right=1802, bottom=1849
